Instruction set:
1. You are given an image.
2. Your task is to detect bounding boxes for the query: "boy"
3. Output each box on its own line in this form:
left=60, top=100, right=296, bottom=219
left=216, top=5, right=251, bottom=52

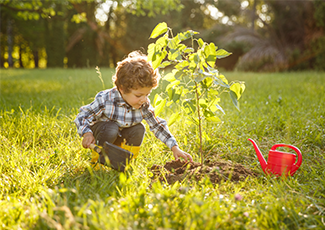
left=74, top=51, right=193, bottom=163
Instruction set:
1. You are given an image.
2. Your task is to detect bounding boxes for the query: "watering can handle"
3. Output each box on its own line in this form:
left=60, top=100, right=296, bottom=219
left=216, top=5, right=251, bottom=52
left=271, top=144, right=302, bottom=167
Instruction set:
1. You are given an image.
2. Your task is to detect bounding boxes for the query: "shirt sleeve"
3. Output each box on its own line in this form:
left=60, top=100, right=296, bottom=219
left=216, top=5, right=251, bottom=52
left=141, top=102, right=178, bottom=150
left=74, top=91, right=106, bottom=137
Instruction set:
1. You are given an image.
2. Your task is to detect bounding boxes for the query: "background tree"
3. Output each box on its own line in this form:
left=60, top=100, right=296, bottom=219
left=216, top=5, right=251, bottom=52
left=218, top=0, right=325, bottom=71
left=1, top=0, right=324, bottom=71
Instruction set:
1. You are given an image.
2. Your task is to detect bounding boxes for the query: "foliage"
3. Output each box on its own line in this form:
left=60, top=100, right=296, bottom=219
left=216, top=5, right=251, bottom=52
left=0, top=0, right=183, bottom=68
left=122, top=0, right=183, bottom=17
left=0, top=0, right=59, bottom=20
left=1, top=0, right=325, bottom=71
left=0, top=69, right=324, bottom=229
left=147, top=22, right=245, bottom=163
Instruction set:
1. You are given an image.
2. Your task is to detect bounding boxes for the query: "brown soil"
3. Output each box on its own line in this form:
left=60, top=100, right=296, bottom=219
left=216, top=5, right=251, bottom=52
left=150, top=159, right=257, bottom=185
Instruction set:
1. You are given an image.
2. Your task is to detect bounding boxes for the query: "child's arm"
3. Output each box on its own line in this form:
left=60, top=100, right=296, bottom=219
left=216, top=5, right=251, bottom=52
left=172, top=145, right=193, bottom=162
left=142, top=102, right=193, bottom=162
left=74, top=91, right=107, bottom=144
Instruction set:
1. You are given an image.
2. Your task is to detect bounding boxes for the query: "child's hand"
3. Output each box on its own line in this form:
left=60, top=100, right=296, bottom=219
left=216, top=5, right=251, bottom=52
left=82, top=132, right=95, bottom=148
left=171, top=146, right=193, bottom=162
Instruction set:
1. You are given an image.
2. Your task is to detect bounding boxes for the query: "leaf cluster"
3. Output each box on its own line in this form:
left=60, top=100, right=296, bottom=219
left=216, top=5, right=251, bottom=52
left=148, top=22, right=245, bottom=125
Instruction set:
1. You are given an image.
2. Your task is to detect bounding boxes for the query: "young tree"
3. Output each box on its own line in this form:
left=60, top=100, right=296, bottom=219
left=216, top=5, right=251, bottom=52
left=148, top=22, right=245, bottom=163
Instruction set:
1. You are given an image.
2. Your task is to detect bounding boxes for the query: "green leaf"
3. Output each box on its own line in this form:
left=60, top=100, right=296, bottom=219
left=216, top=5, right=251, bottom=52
left=154, top=98, right=166, bottom=116
left=168, top=49, right=182, bottom=61
left=156, top=34, right=168, bottom=47
left=203, top=109, right=215, bottom=118
left=168, top=113, right=181, bottom=126
left=163, top=70, right=176, bottom=82
left=183, top=30, right=199, bottom=39
left=202, top=77, right=213, bottom=88
left=204, top=43, right=217, bottom=67
left=153, top=94, right=163, bottom=106
left=240, top=82, right=246, bottom=95
left=197, top=38, right=204, bottom=48
left=229, top=91, right=240, bottom=111
left=150, top=22, right=168, bottom=38
left=167, top=101, right=174, bottom=107
left=174, top=70, right=184, bottom=80
left=171, top=35, right=181, bottom=45
left=214, top=74, right=229, bottom=88
left=151, top=49, right=167, bottom=69
left=230, top=82, right=242, bottom=100
left=189, top=53, right=200, bottom=69
left=177, top=44, right=187, bottom=52
left=159, top=61, right=172, bottom=68
left=147, top=43, right=155, bottom=62
left=209, top=96, right=220, bottom=106
left=216, top=49, right=232, bottom=59
left=183, top=100, right=196, bottom=115
left=194, top=72, right=212, bottom=83
left=175, top=61, right=189, bottom=71
left=166, top=80, right=180, bottom=92
left=219, top=74, right=229, bottom=85
left=206, top=116, right=221, bottom=122
left=183, top=47, right=194, bottom=53
left=168, top=88, right=175, bottom=100
left=168, top=38, right=178, bottom=49
left=209, top=89, right=219, bottom=96
left=173, top=86, right=183, bottom=102
left=199, top=98, right=208, bottom=108
left=215, top=103, right=225, bottom=114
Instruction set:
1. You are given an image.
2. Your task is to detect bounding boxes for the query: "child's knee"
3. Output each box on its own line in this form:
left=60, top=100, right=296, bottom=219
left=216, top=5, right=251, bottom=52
left=130, top=123, right=145, bottom=136
left=136, top=123, right=145, bottom=134
left=92, top=121, right=120, bottom=145
left=122, top=123, right=145, bottom=146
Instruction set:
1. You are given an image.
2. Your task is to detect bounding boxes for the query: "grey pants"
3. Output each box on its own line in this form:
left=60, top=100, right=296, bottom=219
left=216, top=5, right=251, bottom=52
left=90, top=121, right=145, bottom=147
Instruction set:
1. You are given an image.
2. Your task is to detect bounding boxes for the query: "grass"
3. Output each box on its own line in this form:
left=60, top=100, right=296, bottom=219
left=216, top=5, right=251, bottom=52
left=0, top=68, right=324, bottom=229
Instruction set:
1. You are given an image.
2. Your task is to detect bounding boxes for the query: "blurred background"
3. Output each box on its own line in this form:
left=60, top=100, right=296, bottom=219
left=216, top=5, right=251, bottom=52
left=1, top=0, right=324, bottom=72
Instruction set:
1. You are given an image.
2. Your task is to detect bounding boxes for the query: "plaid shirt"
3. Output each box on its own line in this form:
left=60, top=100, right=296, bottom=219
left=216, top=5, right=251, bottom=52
left=74, top=87, right=177, bottom=149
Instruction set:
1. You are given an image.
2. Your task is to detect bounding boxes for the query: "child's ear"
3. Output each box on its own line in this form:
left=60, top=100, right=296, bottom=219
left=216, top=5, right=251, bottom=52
left=119, top=85, right=125, bottom=94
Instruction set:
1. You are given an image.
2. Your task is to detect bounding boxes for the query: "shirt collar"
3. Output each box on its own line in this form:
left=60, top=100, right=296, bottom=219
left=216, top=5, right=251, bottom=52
left=114, top=87, right=133, bottom=109
left=113, top=87, right=149, bottom=110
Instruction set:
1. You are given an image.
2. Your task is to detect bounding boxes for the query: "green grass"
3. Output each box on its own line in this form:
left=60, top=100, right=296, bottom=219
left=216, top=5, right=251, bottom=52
left=0, top=68, right=324, bottom=229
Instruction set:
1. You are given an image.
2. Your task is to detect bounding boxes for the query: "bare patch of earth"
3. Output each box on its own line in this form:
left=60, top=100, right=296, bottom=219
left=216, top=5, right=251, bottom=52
left=150, top=159, right=257, bottom=185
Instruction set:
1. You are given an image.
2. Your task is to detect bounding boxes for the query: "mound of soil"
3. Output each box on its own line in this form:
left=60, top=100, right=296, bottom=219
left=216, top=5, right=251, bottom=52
left=150, top=159, right=257, bottom=185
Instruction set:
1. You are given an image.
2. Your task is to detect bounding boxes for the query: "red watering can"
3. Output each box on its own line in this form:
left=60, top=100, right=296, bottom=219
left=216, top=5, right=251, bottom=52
left=248, top=139, right=302, bottom=177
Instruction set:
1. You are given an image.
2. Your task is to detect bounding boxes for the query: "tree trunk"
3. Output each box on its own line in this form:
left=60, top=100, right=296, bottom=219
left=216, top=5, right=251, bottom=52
left=19, top=44, right=24, bottom=68
left=33, top=50, right=39, bottom=68
left=252, top=0, right=257, bottom=31
left=45, top=3, right=65, bottom=67
left=7, top=19, right=13, bottom=67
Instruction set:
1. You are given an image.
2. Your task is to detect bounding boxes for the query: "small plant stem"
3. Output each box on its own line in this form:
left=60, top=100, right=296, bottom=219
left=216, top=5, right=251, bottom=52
left=194, top=81, right=203, bottom=164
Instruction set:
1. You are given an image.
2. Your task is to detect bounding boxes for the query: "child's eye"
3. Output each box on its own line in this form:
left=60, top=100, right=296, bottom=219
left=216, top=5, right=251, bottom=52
left=135, top=95, right=141, bottom=98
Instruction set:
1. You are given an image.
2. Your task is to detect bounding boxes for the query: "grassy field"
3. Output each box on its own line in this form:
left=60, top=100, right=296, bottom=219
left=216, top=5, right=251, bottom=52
left=0, top=68, right=324, bottom=229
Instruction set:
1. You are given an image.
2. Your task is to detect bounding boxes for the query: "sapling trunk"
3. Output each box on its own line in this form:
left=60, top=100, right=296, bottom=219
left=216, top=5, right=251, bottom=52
left=194, top=81, right=203, bottom=164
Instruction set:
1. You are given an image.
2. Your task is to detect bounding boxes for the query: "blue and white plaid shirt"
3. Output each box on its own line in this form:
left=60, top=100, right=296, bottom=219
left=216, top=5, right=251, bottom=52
left=74, top=87, right=178, bottom=149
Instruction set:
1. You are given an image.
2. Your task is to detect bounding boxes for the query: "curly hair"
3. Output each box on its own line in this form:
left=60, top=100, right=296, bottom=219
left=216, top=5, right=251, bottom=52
left=112, top=51, right=161, bottom=93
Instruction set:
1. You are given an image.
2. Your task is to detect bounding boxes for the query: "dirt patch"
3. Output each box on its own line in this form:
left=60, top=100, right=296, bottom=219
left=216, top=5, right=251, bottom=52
left=150, top=159, right=257, bottom=185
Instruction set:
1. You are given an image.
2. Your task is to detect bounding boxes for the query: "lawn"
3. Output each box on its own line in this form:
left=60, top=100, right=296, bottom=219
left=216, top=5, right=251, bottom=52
left=0, top=68, right=324, bottom=229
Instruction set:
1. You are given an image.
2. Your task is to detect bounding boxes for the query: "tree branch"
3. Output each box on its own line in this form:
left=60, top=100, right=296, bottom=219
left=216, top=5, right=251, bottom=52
left=0, top=3, right=44, bottom=13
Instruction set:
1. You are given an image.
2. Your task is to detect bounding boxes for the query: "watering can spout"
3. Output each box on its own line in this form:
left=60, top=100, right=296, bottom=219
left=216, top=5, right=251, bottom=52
left=248, top=138, right=267, bottom=173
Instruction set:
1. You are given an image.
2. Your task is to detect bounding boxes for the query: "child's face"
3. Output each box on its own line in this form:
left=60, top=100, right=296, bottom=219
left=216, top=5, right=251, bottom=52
left=120, top=87, right=152, bottom=109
